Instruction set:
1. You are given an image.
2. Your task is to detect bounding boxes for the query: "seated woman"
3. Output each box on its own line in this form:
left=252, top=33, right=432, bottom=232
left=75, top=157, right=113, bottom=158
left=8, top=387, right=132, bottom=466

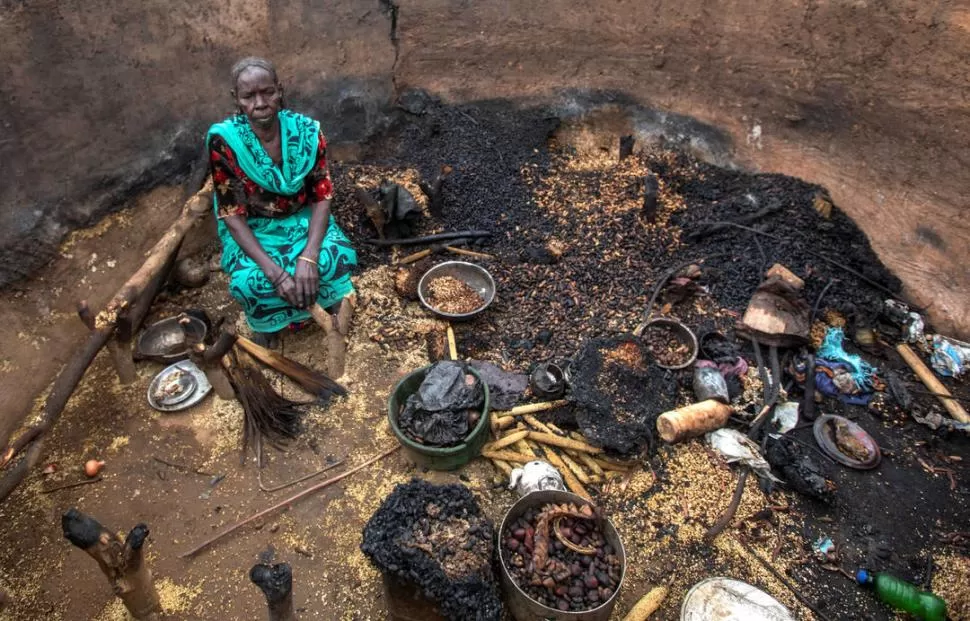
left=208, top=57, right=356, bottom=375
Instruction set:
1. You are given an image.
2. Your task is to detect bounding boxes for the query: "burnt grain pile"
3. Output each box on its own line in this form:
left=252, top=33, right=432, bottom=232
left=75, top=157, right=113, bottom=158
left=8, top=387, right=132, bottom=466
left=336, top=99, right=902, bottom=369
left=360, top=479, right=502, bottom=621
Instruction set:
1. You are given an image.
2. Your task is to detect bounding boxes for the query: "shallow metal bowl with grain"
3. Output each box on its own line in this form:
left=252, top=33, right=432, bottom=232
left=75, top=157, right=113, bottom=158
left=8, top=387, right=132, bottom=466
left=418, top=261, right=496, bottom=320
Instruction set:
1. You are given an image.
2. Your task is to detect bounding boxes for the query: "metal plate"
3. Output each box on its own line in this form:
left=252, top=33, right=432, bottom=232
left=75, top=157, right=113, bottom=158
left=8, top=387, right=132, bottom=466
left=148, top=361, right=212, bottom=413
left=682, top=577, right=793, bottom=621
left=813, top=414, right=881, bottom=469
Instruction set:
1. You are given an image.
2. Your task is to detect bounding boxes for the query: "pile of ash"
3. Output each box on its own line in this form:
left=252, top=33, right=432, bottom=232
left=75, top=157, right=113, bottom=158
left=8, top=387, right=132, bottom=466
left=360, top=479, right=502, bottom=621
left=568, top=335, right=679, bottom=455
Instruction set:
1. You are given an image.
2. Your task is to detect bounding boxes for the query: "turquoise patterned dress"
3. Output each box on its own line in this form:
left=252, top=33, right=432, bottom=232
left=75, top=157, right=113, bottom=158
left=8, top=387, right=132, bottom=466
left=207, top=111, right=357, bottom=333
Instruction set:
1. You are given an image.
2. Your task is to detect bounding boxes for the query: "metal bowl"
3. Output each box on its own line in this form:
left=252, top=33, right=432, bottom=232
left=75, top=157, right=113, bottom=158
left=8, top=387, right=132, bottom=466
left=638, top=318, right=699, bottom=370
left=498, top=490, right=625, bottom=620
left=137, top=315, right=208, bottom=363
left=417, top=261, right=496, bottom=320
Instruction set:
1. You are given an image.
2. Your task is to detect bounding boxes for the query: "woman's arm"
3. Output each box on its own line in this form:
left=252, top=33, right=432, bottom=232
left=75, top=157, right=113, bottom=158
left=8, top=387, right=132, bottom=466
left=211, top=138, right=300, bottom=307
left=292, top=130, right=336, bottom=308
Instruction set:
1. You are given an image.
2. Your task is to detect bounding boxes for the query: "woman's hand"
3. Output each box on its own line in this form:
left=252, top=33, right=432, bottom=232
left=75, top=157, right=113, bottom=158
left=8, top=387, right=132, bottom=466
left=270, top=269, right=301, bottom=308
left=293, top=256, right=320, bottom=308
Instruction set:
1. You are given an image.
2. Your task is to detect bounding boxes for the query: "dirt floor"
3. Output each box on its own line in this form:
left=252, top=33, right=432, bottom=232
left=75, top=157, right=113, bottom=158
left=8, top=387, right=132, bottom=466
left=0, top=105, right=969, bottom=620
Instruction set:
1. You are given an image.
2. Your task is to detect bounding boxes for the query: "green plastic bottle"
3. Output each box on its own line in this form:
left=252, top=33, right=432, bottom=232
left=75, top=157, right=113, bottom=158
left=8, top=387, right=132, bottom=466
left=855, top=569, right=946, bottom=621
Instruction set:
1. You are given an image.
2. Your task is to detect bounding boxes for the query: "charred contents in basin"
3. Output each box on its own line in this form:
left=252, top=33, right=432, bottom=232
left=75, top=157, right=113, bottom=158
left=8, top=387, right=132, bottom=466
left=360, top=479, right=502, bottom=621
left=568, top=335, right=678, bottom=455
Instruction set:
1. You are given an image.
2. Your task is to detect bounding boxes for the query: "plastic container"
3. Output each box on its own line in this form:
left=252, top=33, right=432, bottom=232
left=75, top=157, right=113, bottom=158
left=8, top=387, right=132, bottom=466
left=693, top=365, right=729, bottom=403
left=387, top=365, right=491, bottom=471
left=856, top=570, right=946, bottom=621
left=498, top=490, right=625, bottom=621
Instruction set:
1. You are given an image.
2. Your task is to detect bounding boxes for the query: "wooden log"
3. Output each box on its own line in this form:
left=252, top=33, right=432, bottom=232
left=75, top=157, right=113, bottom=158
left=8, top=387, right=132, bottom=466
left=62, top=509, right=161, bottom=619
left=897, top=343, right=970, bottom=423
left=250, top=563, right=298, bottom=621
left=0, top=181, right=213, bottom=501
left=0, top=325, right=113, bottom=501
left=96, top=179, right=212, bottom=329
left=112, top=239, right=183, bottom=385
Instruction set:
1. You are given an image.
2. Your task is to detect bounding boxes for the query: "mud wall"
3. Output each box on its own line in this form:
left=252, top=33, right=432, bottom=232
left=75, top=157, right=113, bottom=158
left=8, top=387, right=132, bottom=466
left=2, top=0, right=968, bottom=334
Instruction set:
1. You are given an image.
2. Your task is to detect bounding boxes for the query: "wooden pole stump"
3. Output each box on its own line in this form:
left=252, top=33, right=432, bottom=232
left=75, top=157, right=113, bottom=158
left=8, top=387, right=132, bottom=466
left=250, top=562, right=297, bottom=621
left=62, top=509, right=161, bottom=620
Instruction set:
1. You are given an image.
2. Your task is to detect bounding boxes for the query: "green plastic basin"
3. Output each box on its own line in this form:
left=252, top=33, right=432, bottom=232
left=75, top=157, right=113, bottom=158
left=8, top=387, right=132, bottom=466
left=387, top=365, right=491, bottom=471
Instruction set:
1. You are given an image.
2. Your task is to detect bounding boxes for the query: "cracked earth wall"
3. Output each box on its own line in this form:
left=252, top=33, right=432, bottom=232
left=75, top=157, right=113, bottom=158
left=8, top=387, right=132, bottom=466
left=2, top=0, right=968, bottom=335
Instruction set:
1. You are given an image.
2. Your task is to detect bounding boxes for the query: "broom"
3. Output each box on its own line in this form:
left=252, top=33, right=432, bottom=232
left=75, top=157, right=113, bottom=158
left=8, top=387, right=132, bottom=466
left=235, top=336, right=347, bottom=403
left=223, top=348, right=304, bottom=456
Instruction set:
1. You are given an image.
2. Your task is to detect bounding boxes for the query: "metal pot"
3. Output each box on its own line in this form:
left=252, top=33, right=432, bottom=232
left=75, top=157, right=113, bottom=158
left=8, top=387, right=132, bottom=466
left=498, top=490, right=626, bottom=621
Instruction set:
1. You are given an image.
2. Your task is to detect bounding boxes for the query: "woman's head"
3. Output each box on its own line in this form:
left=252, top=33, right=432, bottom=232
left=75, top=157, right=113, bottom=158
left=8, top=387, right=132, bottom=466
left=230, top=57, right=282, bottom=127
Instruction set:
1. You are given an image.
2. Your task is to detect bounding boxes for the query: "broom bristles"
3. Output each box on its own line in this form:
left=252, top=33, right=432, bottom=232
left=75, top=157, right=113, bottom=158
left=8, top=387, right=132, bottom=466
left=227, top=350, right=304, bottom=455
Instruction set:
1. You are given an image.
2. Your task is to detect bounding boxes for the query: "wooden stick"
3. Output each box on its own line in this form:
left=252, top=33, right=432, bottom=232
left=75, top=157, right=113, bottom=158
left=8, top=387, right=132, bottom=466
left=191, top=343, right=236, bottom=400
left=528, top=431, right=603, bottom=454
left=622, top=585, right=667, bottom=621
left=522, top=414, right=555, bottom=435
left=704, top=470, right=749, bottom=542
left=481, top=449, right=535, bottom=464
left=445, top=246, right=495, bottom=261
left=446, top=325, right=458, bottom=360
left=515, top=439, right=536, bottom=457
left=490, top=459, right=513, bottom=476
left=494, top=400, right=569, bottom=418
left=62, top=509, right=161, bottom=619
left=738, top=539, right=835, bottom=621
left=542, top=448, right=591, bottom=500
left=897, top=343, right=970, bottom=423
left=489, top=429, right=530, bottom=451
left=491, top=413, right=516, bottom=432
left=250, top=562, right=298, bottom=621
left=574, top=452, right=605, bottom=476
left=180, top=445, right=400, bottom=558
left=112, top=242, right=183, bottom=385
left=398, top=248, right=433, bottom=265
left=558, top=452, right=591, bottom=484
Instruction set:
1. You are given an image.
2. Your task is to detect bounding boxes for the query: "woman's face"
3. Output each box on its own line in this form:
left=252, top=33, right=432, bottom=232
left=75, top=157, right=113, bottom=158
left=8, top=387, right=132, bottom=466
left=233, top=67, right=282, bottom=127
